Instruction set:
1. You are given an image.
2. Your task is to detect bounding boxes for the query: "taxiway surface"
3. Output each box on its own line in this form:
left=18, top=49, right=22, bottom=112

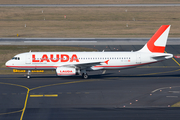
left=0, top=45, right=180, bottom=120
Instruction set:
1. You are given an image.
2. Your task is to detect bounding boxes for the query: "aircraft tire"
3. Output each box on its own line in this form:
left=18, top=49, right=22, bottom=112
left=27, top=75, right=30, bottom=79
left=82, top=73, right=88, bottom=79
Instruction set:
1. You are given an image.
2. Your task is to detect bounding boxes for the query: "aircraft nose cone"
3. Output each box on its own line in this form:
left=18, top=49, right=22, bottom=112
left=5, top=60, right=11, bottom=67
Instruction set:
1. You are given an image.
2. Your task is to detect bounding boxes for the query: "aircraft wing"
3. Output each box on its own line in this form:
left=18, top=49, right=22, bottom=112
left=56, top=60, right=109, bottom=69
left=61, top=61, right=101, bottom=69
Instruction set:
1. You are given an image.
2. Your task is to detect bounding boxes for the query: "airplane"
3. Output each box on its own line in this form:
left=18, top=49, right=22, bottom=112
left=5, top=25, right=173, bottom=79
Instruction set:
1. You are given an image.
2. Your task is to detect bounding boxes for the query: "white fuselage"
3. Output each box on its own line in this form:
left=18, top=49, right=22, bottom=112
left=5, top=51, right=173, bottom=70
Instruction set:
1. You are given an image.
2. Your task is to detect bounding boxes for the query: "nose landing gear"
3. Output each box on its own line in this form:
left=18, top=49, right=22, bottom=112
left=27, top=70, right=31, bottom=79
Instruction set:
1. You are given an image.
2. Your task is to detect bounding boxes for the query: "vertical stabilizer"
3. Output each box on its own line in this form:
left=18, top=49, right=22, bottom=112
left=138, top=25, right=171, bottom=53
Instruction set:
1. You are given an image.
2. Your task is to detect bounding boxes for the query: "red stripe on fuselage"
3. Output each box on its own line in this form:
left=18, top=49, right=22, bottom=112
left=6, top=61, right=158, bottom=69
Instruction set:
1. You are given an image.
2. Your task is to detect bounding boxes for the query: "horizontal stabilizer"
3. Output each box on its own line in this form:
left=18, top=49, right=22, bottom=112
left=151, top=54, right=173, bottom=59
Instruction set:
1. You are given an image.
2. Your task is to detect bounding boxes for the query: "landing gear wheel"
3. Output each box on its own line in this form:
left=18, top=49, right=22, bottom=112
left=27, top=70, right=31, bottom=79
left=27, top=75, right=30, bottom=79
left=82, top=73, right=88, bottom=79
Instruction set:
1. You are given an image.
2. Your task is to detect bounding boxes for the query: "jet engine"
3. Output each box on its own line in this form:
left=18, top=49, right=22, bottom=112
left=56, top=67, right=76, bottom=76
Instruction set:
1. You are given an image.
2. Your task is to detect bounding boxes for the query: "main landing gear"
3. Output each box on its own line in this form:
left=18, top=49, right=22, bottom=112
left=81, top=69, right=88, bottom=79
left=82, top=73, right=88, bottom=79
left=27, top=70, right=31, bottom=79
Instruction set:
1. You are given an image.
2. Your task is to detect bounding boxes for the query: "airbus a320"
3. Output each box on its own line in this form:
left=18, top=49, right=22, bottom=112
left=6, top=25, right=173, bottom=79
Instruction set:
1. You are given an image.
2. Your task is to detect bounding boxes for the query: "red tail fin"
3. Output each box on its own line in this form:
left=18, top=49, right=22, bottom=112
left=139, top=25, right=171, bottom=53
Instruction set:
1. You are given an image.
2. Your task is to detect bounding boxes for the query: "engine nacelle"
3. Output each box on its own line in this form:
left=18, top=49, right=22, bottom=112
left=56, top=67, right=76, bottom=76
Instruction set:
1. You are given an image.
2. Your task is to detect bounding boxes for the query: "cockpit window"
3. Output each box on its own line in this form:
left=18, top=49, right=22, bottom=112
left=12, top=57, right=20, bottom=60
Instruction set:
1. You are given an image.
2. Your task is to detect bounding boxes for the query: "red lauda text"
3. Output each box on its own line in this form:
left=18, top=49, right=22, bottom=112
left=32, top=54, right=79, bottom=62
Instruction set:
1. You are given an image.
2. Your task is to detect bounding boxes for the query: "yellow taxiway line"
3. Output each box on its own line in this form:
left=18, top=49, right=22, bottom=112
left=44, top=94, right=58, bottom=97
left=30, top=94, right=58, bottom=97
left=30, top=95, right=43, bottom=97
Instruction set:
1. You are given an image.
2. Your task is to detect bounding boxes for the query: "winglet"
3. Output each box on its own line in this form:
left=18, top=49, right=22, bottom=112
left=138, top=25, right=171, bottom=53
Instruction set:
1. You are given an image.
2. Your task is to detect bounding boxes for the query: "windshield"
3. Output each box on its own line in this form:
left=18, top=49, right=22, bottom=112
left=12, top=57, right=20, bottom=60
